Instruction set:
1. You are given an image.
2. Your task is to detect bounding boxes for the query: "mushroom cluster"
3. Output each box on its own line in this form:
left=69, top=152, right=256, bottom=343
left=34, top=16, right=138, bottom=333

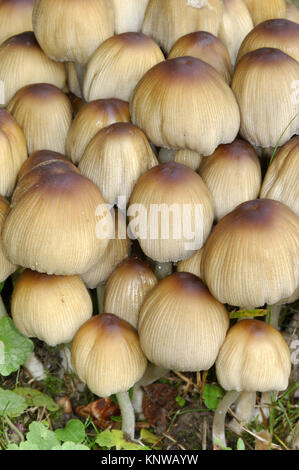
left=0, top=0, right=298, bottom=450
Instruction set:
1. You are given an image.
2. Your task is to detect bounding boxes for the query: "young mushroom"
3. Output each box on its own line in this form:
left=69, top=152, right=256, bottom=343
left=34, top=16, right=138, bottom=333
left=213, top=319, right=291, bottom=449
left=0, top=0, right=34, bottom=45
left=71, top=314, right=147, bottom=439
left=111, top=0, right=150, bottom=34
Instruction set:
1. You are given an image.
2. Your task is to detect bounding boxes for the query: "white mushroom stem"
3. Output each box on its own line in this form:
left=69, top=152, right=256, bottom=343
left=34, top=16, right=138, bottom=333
left=97, top=283, right=106, bottom=314
left=59, top=343, right=74, bottom=375
left=132, top=364, right=169, bottom=415
left=116, top=391, right=136, bottom=440
left=0, top=296, right=46, bottom=381
left=228, top=391, right=256, bottom=435
left=154, top=262, right=172, bottom=280
left=267, top=304, right=282, bottom=329
left=213, top=390, right=240, bottom=449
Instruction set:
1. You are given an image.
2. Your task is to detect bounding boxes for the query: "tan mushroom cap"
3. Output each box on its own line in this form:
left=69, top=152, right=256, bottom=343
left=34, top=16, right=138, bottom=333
left=201, top=199, right=299, bottom=308
left=11, top=269, right=92, bottom=347
left=216, top=319, right=291, bottom=392
left=0, top=109, right=27, bottom=197
left=199, top=139, right=262, bottom=221
left=71, top=313, right=147, bottom=398
left=83, top=32, right=164, bottom=102
left=66, top=99, right=130, bottom=165
left=177, top=246, right=204, bottom=279
left=142, top=0, right=223, bottom=54
left=0, top=0, right=34, bottom=45
left=168, top=31, right=232, bottom=84
left=237, top=19, right=299, bottom=64
left=81, top=209, right=131, bottom=289
left=3, top=162, right=113, bottom=275
left=0, top=32, right=66, bottom=106
left=0, top=196, right=17, bottom=282
left=7, top=83, right=72, bottom=155
left=138, top=272, right=230, bottom=371
left=131, top=56, right=240, bottom=156
left=232, top=47, right=299, bottom=148
left=32, top=0, right=114, bottom=65
left=248, top=0, right=287, bottom=26
left=260, top=136, right=299, bottom=216
left=111, top=0, right=149, bottom=34
left=286, top=2, right=299, bottom=25
left=104, top=257, right=158, bottom=328
left=128, top=162, right=214, bottom=262
left=79, top=122, right=158, bottom=206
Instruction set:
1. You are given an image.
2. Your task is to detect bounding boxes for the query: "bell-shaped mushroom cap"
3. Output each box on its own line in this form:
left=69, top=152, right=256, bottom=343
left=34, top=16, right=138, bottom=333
left=32, top=0, right=114, bottom=65
left=128, top=162, right=214, bottom=262
left=138, top=272, right=230, bottom=371
left=177, top=247, right=204, bottom=279
left=3, top=163, right=113, bottom=275
left=237, top=19, right=299, bottom=64
left=131, top=56, right=240, bottom=156
left=199, top=139, right=262, bottom=221
left=201, top=199, right=299, bottom=308
left=142, top=0, right=223, bottom=54
left=83, top=33, right=164, bottom=103
left=66, top=99, right=130, bottom=165
left=7, top=83, right=72, bottom=155
left=0, top=0, right=34, bottom=45
left=158, top=148, right=203, bottom=171
left=218, top=0, right=253, bottom=65
left=81, top=209, right=131, bottom=289
left=286, top=2, right=299, bottom=24
left=0, top=32, right=66, bottom=106
left=71, top=313, right=147, bottom=398
left=0, top=109, right=27, bottom=197
left=11, top=270, right=92, bottom=347
left=216, top=319, right=291, bottom=392
left=260, top=136, right=299, bottom=216
left=65, top=62, right=82, bottom=99
left=0, top=196, right=17, bottom=282
left=104, top=257, right=158, bottom=328
left=232, top=47, right=299, bottom=148
left=79, top=122, right=158, bottom=206
left=249, top=0, right=287, bottom=26
left=112, top=0, right=149, bottom=34
left=168, top=31, right=232, bottom=84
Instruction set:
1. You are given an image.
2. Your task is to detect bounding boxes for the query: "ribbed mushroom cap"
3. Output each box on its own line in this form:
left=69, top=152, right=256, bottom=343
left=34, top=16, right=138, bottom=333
left=11, top=269, right=92, bottom=347
left=0, top=196, right=17, bottom=282
left=199, top=139, right=262, bottom=221
left=159, top=148, right=203, bottom=171
left=66, top=99, right=130, bottom=165
left=65, top=62, right=82, bottom=99
left=142, top=0, right=223, bottom=53
left=131, top=56, right=240, bottom=156
left=249, top=0, right=287, bottom=26
left=32, top=0, right=114, bottom=65
left=7, top=83, right=72, bottom=154
left=286, top=2, right=299, bottom=24
left=168, top=31, right=232, bottom=84
left=0, top=0, right=34, bottom=45
left=111, top=0, right=149, bottom=34
left=138, top=272, right=230, bottom=371
left=3, top=163, right=113, bottom=275
left=218, top=0, right=253, bottom=65
left=128, top=162, right=214, bottom=262
left=71, top=313, right=147, bottom=398
left=83, top=32, right=164, bottom=102
left=0, top=109, right=27, bottom=197
left=81, top=209, right=131, bottom=289
left=232, top=47, right=299, bottom=148
left=0, top=32, right=66, bottom=106
left=177, top=247, right=204, bottom=279
left=237, top=19, right=299, bottom=63
left=216, top=319, right=291, bottom=392
left=79, top=122, right=158, bottom=206
left=104, top=257, right=158, bottom=328
left=201, top=199, right=299, bottom=308
left=260, top=136, right=299, bottom=216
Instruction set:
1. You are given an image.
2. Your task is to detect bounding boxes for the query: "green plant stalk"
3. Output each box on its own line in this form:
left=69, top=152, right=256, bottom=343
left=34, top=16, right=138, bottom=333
left=97, top=283, right=105, bottom=314
left=213, top=390, right=240, bottom=450
left=116, top=391, right=136, bottom=440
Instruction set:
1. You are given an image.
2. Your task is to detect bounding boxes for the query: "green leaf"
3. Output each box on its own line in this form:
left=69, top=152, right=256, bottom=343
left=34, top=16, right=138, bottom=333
left=202, top=384, right=224, bottom=412
left=55, top=419, right=86, bottom=444
left=140, top=429, right=161, bottom=448
left=0, top=317, right=34, bottom=376
left=0, top=388, right=27, bottom=417
left=230, top=309, right=267, bottom=320
left=213, top=436, right=232, bottom=451
left=20, top=422, right=60, bottom=450
left=7, top=442, right=40, bottom=450
left=237, top=438, right=246, bottom=450
left=52, top=442, right=90, bottom=451
left=175, top=396, right=186, bottom=407
left=14, top=388, right=59, bottom=413
left=96, top=430, right=149, bottom=450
